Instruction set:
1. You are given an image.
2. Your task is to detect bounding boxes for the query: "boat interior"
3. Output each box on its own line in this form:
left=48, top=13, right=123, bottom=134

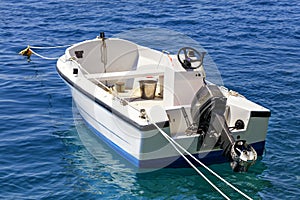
left=66, top=37, right=209, bottom=136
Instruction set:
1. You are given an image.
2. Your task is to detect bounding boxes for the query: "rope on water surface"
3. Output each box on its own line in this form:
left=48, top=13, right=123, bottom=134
left=149, top=119, right=253, bottom=200
left=29, top=49, right=60, bottom=60
left=19, top=44, right=72, bottom=61
left=151, top=122, right=231, bottom=200
left=30, top=44, right=72, bottom=49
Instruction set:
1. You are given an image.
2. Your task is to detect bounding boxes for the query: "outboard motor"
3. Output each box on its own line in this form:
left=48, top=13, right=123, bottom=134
left=190, top=84, right=257, bottom=172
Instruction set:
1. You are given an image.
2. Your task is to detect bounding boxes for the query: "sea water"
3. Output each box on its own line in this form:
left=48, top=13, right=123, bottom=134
left=0, top=0, right=299, bottom=199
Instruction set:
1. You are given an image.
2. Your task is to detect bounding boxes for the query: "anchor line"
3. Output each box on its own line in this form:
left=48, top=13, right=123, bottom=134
left=19, top=44, right=72, bottom=61
left=30, top=49, right=59, bottom=60
left=152, top=122, right=230, bottom=200
left=150, top=120, right=253, bottom=200
left=30, top=44, right=72, bottom=49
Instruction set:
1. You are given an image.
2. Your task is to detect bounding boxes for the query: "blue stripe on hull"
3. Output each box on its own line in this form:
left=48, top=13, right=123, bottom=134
left=80, top=110, right=265, bottom=169
left=143, top=141, right=265, bottom=168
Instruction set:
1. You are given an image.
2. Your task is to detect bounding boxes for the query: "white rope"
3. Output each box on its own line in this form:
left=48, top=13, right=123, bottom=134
left=150, top=121, right=253, bottom=200
left=30, top=49, right=59, bottom=60
left=171, top=136, right=252, bottom=199
left=152, top=123, right=230, bottom=200
left=30, top=44, right=72, bottom=49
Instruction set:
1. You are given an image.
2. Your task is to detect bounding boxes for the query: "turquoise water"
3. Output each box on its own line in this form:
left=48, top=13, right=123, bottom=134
left=1, top=0, right=299, bottom=199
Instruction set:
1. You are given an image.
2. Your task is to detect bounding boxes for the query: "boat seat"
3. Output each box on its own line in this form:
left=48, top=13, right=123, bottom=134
left=85, top=69, right=164, bottom=81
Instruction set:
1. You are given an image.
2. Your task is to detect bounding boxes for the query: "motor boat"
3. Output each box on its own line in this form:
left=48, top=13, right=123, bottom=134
left=56, top=33, right=270, bottom=172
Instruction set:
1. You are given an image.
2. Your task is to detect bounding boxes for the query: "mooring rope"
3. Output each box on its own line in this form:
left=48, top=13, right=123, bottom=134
left=30, top=44, right=72, bottom=49
left=19, top=44, right=72, bottom=61
left=29, top=49, right=59, bottom=60
left=150, top=121, right=253, bottom=200
left=152, top=122, right=231, bottom=200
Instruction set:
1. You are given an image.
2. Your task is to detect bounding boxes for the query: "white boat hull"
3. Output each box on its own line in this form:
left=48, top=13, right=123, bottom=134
left=56, top=37, right=270, bottom=169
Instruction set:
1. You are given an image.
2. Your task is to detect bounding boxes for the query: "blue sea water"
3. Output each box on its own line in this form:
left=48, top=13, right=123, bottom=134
left=1, top=0, right=299, bottom=199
